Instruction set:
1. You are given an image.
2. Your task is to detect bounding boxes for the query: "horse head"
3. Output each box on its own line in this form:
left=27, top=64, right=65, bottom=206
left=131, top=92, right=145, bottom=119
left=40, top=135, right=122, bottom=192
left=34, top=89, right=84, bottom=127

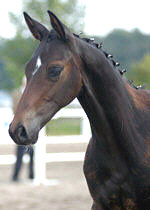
left=9, top=11, right=82, bottom=145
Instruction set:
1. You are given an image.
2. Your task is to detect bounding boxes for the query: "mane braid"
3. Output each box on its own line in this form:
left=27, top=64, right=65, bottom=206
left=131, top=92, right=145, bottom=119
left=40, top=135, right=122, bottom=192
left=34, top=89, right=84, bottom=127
left=73, top=33, right=146, bottom=90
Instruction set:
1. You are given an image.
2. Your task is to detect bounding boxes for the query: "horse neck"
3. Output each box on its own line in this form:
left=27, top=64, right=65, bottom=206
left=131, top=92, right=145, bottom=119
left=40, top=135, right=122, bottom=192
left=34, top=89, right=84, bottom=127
left=77, top=83, right=125, bottom=170
left=77, top=41, right=149, bottom=176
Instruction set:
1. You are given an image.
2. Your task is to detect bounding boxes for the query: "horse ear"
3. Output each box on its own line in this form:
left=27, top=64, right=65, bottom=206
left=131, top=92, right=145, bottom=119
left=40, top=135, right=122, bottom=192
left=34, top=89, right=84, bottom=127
left=23, top=12, right=49, bottom=41
left=47, top=10, right=71, bottom=41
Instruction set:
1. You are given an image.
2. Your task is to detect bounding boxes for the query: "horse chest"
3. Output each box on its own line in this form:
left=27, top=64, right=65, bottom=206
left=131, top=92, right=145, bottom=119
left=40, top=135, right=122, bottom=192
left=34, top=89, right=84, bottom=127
left=84, top=138, right=139, bottom=209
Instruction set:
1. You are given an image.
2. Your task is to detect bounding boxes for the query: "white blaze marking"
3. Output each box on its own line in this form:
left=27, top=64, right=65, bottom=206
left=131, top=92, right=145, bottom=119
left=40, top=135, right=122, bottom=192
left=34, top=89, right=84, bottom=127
left=32, top=56, right=42, bottom=75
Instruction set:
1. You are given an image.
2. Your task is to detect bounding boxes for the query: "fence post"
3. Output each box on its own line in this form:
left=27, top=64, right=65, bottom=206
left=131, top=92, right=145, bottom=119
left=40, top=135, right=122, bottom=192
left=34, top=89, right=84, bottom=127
left=81, top=114, right=91, bottom=138
left=34, top=127, right=46, bottom=185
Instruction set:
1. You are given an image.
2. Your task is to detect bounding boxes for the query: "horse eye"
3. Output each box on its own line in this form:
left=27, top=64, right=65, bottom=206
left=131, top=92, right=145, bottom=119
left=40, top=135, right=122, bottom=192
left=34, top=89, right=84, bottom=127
left=47, top=66, right=63, bottom=79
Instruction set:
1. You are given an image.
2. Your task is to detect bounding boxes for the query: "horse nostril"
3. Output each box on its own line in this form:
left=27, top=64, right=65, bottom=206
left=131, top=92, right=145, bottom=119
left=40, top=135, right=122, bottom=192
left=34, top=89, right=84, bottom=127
left=17, top=125, right=28, bottom=139
left=15, top=125, right=29, bottom=144
left=9, top=123, right=31, bottom=145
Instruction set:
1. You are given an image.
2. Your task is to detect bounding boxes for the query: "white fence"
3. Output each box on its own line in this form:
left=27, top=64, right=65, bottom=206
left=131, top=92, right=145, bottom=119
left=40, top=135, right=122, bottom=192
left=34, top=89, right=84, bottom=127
left=0, top=102, right=91, bottom=185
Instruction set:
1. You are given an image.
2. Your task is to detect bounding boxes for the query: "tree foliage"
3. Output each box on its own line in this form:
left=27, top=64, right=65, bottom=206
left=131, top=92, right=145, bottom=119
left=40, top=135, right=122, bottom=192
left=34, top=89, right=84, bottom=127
left=0, top=60, right=13, bottom=90
left=127, top=54, right=150, bottom=88
left=23, top=0, right=85, bottom=32
left=1, top=1, right=150, bottom=91
left=94, top=29, right=150, bottom=70
left=1, top=36, right=37, bottom=88
left=0, top=41, right=14, bottom=90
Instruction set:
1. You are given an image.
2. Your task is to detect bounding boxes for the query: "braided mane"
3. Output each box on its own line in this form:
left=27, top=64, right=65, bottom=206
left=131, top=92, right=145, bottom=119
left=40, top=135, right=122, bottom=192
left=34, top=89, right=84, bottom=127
left=74, top=33, right=145, bottom=90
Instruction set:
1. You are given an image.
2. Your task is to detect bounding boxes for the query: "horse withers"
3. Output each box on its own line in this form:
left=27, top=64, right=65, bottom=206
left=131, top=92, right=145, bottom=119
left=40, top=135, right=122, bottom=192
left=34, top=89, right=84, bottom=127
left=9, top=11, right=150, bottom=209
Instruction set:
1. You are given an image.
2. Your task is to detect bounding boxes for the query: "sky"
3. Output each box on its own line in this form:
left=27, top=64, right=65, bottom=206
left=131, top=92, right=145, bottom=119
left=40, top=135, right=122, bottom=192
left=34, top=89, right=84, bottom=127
left=1, top=0, right=150, bottom=38
left=0, top=0, right=22, bottom=38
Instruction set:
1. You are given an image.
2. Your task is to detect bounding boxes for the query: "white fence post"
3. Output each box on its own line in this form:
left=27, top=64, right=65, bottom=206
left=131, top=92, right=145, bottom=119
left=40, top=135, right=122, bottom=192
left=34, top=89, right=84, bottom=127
left=81, top=114, right=91, bottom=138
left=34, top=127, right=46, bottom=185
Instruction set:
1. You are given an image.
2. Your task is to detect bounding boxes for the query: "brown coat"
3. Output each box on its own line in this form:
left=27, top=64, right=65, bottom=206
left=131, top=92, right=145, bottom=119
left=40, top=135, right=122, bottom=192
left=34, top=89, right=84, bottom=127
left=11, top=89, right=22, bottom=114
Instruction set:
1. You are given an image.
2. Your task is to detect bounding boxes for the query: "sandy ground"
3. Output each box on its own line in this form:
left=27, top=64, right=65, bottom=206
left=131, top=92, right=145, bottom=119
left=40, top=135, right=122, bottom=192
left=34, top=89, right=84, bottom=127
left=0, top=141, right=92, bottom=210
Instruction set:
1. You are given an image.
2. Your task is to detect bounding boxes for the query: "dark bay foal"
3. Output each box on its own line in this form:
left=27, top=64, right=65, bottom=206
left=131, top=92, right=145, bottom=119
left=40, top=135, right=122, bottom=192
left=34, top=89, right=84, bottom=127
left=9, top=11, right=150, bottom=209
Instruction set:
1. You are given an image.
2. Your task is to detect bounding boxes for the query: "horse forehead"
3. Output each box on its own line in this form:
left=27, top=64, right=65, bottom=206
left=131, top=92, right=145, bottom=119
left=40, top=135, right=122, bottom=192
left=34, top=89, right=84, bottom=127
left=42, top=47, right=69, bottom=63
left=33, top=39, right=71, bottom=65
left=47, top=39, right=70, bottom=55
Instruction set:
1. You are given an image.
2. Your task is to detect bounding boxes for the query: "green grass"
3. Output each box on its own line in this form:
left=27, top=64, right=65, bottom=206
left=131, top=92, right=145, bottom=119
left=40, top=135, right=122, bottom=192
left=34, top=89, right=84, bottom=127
left=46, top=118, right=81, bottom=136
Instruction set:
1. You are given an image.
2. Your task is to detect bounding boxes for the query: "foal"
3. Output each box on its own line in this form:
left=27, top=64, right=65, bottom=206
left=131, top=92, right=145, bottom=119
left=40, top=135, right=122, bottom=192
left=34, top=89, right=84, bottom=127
left=9, top=11, right=150, bottom=209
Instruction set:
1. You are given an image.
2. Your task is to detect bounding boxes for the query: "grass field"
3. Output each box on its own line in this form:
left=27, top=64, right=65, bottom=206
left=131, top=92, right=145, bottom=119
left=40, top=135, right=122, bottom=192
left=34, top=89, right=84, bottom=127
left=46, top=118, right=81, bottom=136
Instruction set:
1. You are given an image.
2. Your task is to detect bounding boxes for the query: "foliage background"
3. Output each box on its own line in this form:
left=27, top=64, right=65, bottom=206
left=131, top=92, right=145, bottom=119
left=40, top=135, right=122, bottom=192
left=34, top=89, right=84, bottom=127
left=1, top=0, right=150, bottom=90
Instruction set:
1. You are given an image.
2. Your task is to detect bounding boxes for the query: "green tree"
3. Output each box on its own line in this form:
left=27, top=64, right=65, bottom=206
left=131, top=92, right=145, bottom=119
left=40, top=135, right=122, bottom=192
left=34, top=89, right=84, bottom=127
left=0, top=61, right=14, bottom=90
left=2, top=0, right=85, bottom=89
left=0, top=41, right=14, bottom=90
left=1, top=36, right=37, bottom=88
left=93, top=29, right=150, bottom=70
left=128, top=54, right=150, bottom=88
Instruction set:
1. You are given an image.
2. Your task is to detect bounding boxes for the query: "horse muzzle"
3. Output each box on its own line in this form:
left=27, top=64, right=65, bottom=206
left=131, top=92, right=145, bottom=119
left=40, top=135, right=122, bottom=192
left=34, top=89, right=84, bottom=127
left=9, top=101, right=60, bottom=145
left=9, top=123, right=38, bottom=145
